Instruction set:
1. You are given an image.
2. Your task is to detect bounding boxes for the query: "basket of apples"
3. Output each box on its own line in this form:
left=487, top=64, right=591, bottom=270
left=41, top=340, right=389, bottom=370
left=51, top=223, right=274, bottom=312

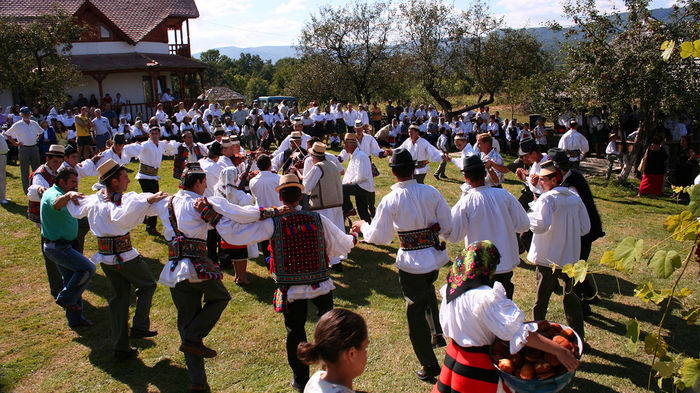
left=490, top=321, right=583, bottom=393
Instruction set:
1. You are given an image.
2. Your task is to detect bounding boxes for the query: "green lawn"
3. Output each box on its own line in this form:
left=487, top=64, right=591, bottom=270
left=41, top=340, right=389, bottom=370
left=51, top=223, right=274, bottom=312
left=0, top=150, right=697, bottom=393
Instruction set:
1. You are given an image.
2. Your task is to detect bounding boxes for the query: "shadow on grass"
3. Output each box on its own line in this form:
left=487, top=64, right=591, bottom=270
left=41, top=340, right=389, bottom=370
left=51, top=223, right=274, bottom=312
left=573, top=346, right=652, bottom=391
left=0, top=200, right=29, bottom=219
left=332, top=246, right=403, bottom=306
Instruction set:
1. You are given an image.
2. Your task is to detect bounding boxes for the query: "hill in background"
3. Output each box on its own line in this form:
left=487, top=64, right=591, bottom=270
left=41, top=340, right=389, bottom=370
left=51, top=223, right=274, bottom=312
left=194, top=7, right=676, bottom=63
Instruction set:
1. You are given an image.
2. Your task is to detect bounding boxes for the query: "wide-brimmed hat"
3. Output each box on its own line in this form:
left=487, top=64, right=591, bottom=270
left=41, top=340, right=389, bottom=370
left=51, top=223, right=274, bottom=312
left=292, top=117, right=303, bottom=126
left=221, top=137, right=234, bottom=148
left=20, top=106, right=30, bottom=114
left=408, top=124, right=420, bottom=132
left=518, top=137, right=537, bottom=156
left=389, top=148, right=414, bottom=167
left=208, top=141, right=223, bottom=156
left=64, top=144, right=77, bottom=157
left=290, top=131, right=302, bottom=140
left=539, top=160, right=557, bottom=176
left=461, top=154, right=484, bottom=172
left=310, top=142, right=326, bottom=157
left=445, top=240, right=501, bottom=303
left=453, top=133, right=467, bottom=142
left=344, top=133, right=358, bottom=144
left=149, top=126, right=161, bottom=133
left=46, top=144, right=65, bottom=157
left=276, top=173, right=303, bottom=192
left=354, top=119, right=363, bottom=128
left=97, top=158, right=123, bottom=183
left=547, top=148, right=568, bottom=166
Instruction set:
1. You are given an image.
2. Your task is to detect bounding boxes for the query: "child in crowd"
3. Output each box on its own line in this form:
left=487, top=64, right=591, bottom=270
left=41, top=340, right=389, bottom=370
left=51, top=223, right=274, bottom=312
left=329, top=133, right=341, bottom=150
left=297, top=309, right=369, bottom=393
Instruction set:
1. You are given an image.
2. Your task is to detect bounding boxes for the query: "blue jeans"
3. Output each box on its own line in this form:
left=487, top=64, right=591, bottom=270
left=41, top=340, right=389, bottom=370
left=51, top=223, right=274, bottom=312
left=43, top=241, right=96, bottom=326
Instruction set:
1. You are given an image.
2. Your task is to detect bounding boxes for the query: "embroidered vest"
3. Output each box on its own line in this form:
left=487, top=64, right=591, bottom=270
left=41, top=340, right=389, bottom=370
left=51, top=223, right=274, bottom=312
left=308, top=160, right=343, bottom=211
left=269, top=211, right=329, bottom=285
left=27, top=165, right=56, bottom=223
left=173, top=145, right=204, bottom=179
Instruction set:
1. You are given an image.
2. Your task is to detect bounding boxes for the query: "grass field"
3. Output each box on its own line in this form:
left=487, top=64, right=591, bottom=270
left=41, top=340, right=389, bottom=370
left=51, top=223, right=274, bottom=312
left=0, top=149, right=697, bottom=393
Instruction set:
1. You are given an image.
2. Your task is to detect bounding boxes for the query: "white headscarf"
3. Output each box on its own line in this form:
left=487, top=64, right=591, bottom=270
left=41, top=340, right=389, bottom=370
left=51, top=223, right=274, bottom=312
left=214, top=166, right=241, bottom=203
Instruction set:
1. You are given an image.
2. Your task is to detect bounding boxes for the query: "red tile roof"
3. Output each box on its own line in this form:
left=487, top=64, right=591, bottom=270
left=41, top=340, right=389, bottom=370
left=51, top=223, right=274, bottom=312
left=70, top=52, right=206, bottom=72
left=0, top=0, right=198, bottom=43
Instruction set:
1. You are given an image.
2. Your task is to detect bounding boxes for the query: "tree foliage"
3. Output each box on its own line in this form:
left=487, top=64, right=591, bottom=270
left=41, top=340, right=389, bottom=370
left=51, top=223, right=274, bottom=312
left=296, top=1, right=395, bottom=103
left=0, top=10, right=83, bottom=107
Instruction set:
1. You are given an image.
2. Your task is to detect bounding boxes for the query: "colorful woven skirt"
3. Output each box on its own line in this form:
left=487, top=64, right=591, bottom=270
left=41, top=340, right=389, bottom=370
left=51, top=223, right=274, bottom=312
left=432, top=341, right=511, bottom=393
left=639, top=173, right=664, bottom=196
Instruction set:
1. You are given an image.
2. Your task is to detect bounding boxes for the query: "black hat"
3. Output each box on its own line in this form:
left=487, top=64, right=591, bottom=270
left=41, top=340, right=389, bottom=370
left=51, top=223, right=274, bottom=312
left=518, top=137, right=537, bottom=156
left=113, top=133, right=126, bottom=145
left=64, top=144, right=77, bottom=157
left=389, top=148, right=415, bottom=167
left=461, top=154, right=484, bottom=172
left=208, top=141, right=222, bottom=156
left=547, top=148, right=568, bottom=165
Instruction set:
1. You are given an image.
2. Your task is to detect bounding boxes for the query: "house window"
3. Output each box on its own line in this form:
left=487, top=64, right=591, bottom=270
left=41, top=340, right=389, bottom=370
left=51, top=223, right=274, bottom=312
left=99, top=25, right=111, bottom=39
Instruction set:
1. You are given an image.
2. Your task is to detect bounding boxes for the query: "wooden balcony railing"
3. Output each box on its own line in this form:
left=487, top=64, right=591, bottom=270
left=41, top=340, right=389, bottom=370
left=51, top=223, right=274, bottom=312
left=168, top=43, right=191, bottom=58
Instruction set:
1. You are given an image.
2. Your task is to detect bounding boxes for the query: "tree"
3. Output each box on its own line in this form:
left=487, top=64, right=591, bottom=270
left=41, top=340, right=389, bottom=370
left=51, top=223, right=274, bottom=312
left=398, top=0, right=547, bottom=117
left=199, top=49, right=234, bottom=87
left=0, top=10, right=83, bottom=107
left=244, top=76, right=270, bottom=101
left=298, top=1, right=395, bottom=102
left=559, top=0, right=699, bottom=181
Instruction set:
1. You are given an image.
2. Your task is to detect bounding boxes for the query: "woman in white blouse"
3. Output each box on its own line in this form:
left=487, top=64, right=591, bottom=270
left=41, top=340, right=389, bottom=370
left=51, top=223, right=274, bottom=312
left=433, top=240, right=578, bottom=393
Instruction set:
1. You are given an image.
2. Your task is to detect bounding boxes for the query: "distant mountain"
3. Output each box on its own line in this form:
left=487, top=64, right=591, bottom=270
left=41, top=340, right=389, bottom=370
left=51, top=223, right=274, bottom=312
left=194, top=7, right=676, bottom=63
left=194, top=45, right=297, bottom=63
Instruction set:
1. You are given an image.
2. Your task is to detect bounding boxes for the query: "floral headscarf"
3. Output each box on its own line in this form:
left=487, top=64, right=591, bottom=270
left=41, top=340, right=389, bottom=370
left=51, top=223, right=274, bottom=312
left=445, top=240, right=500, bottom=303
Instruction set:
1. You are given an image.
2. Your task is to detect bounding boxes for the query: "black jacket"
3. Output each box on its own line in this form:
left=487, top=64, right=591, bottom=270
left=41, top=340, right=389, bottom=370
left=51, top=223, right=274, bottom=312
left=560, top=169, right=604, bottom=242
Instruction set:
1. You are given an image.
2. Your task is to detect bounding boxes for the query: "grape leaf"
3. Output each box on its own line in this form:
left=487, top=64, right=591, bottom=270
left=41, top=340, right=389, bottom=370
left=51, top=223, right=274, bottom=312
left=653, top=360, right=675, bottom=379
left=680, top=358, right=700, bottom=391
left=661, top=40, right=675, bottom=61
left=645, top=333, right=668, bottom=359
left=663, top=211, right=700, bottom=241
left=634, top=282, right=655, bottom=303
left=694, top=39, right=700, bottom=58
left=648, top=250, right=682, bottom=278
left=681, top=306, right=699, bottom=325
left=613, top=237, right=644, bottom=272
left=680, top=41, right=694, bottom=59
left=561, top=260, right=588, bottom=285
left=625, top=319, right=639, bottom=353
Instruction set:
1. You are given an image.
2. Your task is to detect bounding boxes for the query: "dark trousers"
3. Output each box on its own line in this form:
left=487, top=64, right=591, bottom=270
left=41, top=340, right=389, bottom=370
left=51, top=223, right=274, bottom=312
left=206, top=229, right=220, bottom=262
left=19, top=145, right=41, bottom=194
left=434, top=160, right=447, bottom=178
left=492, top=271, right=514, bottom=299
left=533, top=265, right=585, bottom=340
left=102, top=257, right=157, bottom=351
left=398, top=269, right=441, bottom=368
left=342, top=183, right=372, bottom=223
left=575, top=237, right=597, bottom=300
left=414, top=173, right=427, bottom=184
left=283, top=292, right=333, bottom=387
left=260, top=240, right=271, bottom=259
left=170, top=279, right=231, bottom=387
left=138, top=179, right=159, bottom=230
left=41, top=236, right=65, bottom=299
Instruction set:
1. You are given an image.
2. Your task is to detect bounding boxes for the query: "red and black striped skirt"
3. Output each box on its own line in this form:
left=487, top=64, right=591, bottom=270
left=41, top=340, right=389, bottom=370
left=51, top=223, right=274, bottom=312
left=432, top=341, right=511, bottom=393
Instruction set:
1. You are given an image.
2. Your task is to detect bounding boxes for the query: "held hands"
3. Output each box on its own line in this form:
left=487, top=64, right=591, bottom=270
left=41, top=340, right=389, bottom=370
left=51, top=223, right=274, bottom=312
left=384, top=148, right=393, bottom=156
left=147, top=191, right=169, bottom=204
left=66, top=191, right=85, bottom=205
left=530, top=174, right=539, bottom=187
left=37, top=186, right=47, bottom=197
left=193, top=197, right=208, bottom=213
left=350, top=220, right=366, bottom=233
left=277, top=205, right=295, bottom=215
left=515, top=167, right=527, bottom=182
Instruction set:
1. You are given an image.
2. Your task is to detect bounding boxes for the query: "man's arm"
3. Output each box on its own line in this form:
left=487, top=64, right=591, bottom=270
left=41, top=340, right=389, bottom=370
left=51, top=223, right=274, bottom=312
left=53, top=191, right=84, bottom=210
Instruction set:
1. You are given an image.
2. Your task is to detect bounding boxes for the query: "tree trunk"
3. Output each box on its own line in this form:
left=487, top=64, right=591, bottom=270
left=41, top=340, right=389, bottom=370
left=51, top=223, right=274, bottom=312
left=423, top=80, right=453, bottom=113
left=446, top=92, right=495, bottom=119
left=617, top=105, right=651, bottom=182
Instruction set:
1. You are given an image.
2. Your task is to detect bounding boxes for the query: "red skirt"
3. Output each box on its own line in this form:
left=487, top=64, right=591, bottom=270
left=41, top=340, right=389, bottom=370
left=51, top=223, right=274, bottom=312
left=639, top=173, right=664, bottom=195
left=432, top=341, right=511, bottom=393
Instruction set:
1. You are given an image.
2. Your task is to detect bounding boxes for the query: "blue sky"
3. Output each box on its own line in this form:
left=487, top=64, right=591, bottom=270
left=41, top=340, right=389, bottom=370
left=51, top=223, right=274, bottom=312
left=188, top=0, right=676, bottom=53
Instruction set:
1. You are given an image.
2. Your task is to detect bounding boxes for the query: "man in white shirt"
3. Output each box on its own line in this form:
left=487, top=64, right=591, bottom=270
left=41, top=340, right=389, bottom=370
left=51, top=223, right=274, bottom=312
left=5, top=106, right=42, bottom=193
left=558, top=120, right=589, bottom=170
left=214, top=174, right=355, bottom=391
left=92, top=109, right=112, bottom=151
left=154, top=103, right=169, bottom=125
left=341, top=133, right=374, bottom=223
left=135, top=126, right=179, bottom=236
left=389, top=124, right=444, bottom=184
left=350, top=148, right=451, bottom=381
left=342, top=103, right=361, bottom=133
left=445, top=133, right=478, bottom=172
left=475, top=133, right=504, bottom=187
left=160, top=89, right=174, bottom=102
left=249, top=154, right=281, bottom=260
left=68, top=159, right=167, bottom=360
left=444, top=155, right=530, bottom=299
left=528, top=160, right=591, bottom=340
